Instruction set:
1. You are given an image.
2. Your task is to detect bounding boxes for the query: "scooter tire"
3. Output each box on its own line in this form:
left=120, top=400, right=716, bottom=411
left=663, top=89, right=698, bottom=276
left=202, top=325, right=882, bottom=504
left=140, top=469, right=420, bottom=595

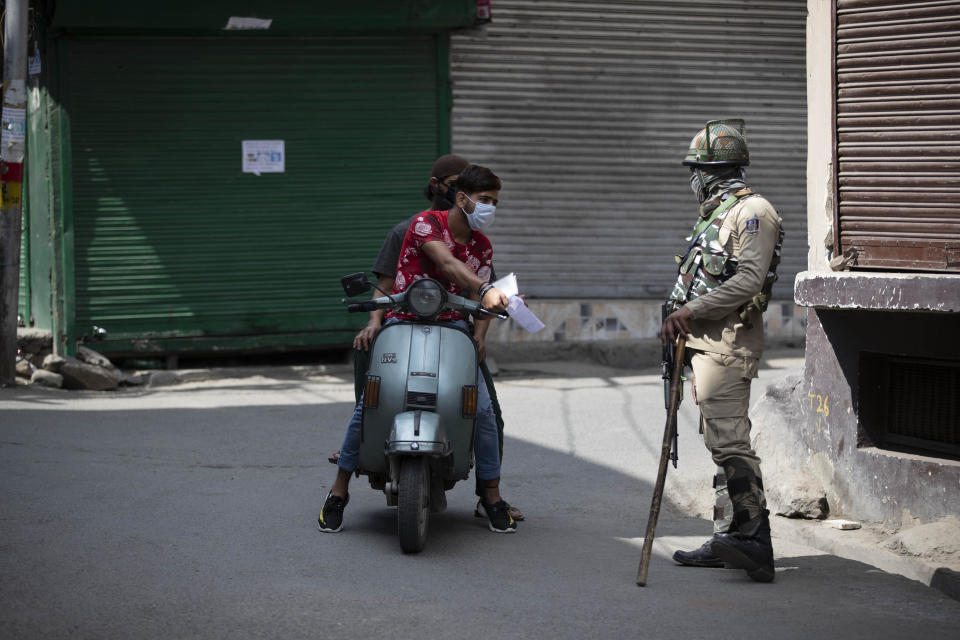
left=397, top=457, right=429, bottom=554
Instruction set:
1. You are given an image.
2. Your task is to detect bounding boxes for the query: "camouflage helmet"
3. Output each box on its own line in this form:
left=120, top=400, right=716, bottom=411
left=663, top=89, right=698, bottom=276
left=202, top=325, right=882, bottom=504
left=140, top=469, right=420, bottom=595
left=682, top=119, right=750, bottom=167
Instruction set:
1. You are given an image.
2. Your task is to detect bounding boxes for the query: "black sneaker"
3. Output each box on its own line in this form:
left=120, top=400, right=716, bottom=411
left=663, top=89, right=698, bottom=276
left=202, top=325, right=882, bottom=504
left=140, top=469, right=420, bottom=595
left=478, top=499, right=518, bottom=533
left=672, top=538, right=725, bottom=568
left=475, top=499, right=525, bottom=522
left=317, top=490, right=349, bottom=533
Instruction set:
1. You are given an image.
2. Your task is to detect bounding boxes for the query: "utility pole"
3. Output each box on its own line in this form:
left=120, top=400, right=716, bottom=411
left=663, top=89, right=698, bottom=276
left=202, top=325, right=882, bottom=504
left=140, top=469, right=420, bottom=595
left=0, top=0, right=28, bottom=385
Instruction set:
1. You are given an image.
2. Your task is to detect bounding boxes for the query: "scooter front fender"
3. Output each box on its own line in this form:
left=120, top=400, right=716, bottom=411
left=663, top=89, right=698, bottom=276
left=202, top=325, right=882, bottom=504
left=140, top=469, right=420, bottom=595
left=387, top=411, right=449, bottom=456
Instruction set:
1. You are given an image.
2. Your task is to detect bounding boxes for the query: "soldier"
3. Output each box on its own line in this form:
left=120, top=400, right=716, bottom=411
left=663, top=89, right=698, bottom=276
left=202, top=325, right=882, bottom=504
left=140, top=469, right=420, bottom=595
left=661, top=119, right=784, bottom=583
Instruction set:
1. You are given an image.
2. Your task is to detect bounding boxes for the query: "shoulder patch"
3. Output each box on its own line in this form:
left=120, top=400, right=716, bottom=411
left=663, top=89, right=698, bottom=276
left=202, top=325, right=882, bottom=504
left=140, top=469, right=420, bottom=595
left=745, top=216, right=760, bottom=235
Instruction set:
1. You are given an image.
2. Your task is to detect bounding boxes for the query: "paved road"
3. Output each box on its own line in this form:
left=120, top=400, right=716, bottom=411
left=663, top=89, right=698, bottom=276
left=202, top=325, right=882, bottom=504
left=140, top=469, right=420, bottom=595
left=2, top=358, right=958, bottom=639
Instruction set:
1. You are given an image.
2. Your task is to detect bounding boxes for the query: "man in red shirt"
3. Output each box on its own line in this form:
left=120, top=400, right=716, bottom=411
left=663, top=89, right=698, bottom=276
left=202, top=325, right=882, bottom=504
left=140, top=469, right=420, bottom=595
left=319, top=165, right=517, bottom=533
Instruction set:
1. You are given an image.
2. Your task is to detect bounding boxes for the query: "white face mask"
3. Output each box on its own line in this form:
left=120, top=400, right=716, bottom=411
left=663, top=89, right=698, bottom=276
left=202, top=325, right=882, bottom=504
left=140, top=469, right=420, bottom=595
left=462, top=194, right=496, bottom=231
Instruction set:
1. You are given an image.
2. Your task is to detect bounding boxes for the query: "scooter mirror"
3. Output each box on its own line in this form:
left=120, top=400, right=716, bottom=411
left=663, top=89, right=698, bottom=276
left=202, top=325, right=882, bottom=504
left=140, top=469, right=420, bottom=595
left=340, top=272, right=372, bottom=297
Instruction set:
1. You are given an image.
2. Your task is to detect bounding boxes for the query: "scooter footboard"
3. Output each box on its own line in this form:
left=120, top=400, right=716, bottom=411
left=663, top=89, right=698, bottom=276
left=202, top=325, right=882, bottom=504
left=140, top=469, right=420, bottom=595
left=388, top=411, right=449, bottom=456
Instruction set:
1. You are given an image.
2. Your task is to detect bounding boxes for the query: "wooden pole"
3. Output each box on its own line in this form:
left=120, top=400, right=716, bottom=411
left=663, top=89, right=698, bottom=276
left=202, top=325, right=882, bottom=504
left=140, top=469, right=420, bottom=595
left=636, top=337, right=686, bottom=586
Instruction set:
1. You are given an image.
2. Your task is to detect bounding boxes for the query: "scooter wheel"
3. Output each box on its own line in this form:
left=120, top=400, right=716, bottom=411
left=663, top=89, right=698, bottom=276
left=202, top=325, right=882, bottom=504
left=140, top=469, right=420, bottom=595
left=397, top=457, right=429, bottom=553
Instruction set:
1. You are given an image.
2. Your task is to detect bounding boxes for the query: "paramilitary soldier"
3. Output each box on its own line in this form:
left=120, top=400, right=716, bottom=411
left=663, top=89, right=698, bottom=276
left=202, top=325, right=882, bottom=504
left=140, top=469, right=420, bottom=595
left=660, top=119, right=784, bottom=583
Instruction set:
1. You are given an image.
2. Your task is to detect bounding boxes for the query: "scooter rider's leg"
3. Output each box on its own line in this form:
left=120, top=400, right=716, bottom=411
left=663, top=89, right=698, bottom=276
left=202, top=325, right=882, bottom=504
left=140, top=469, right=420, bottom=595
left=473, top=359, right=524, bottom=520
left=472, top=375, right=517, bottom=533
left=319, top=399, right=363, bottom=533
left=331, top=467, right=352, bottom=499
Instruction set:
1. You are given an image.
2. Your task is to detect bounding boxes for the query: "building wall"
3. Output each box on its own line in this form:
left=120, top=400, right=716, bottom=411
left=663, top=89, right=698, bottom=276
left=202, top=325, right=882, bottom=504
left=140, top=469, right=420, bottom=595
left=797, top=0, right=960, bottom=528
left=806, top=0, right=833, bottom=273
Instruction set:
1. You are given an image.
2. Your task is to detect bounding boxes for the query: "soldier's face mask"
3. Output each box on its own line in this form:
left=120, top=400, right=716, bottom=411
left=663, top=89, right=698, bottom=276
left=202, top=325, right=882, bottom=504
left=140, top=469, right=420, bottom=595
left=690, top=168, right=708, bottom=203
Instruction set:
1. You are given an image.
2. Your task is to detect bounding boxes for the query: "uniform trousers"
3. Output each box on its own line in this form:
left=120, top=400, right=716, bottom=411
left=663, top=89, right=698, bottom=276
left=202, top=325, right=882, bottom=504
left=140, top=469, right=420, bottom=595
left=690, top=349, right=767, bottom=532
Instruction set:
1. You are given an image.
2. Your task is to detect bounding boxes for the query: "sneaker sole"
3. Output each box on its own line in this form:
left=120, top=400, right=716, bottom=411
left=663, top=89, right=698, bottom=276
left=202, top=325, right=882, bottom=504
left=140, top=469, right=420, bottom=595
left=317, top=521, right=343, bottom=533
left=487, top=522, right=518, bottom=533
left=711, top=540, right=775, bottom=583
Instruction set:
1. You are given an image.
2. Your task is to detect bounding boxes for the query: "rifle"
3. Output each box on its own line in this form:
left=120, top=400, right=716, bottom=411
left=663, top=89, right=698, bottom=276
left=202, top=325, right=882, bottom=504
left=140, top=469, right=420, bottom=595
left=661, top=304, right=681, bottom=468
left=636, top=304, right=686, bottom=587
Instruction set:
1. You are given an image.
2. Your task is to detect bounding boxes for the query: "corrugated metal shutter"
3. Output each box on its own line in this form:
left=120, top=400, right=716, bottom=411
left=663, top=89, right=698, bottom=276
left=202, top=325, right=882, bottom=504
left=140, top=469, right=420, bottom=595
left=63, top=36, right=443, bottom=348
left=836, top=0, right=960, bottom=271
left=451, top=0, right=807, bottom=298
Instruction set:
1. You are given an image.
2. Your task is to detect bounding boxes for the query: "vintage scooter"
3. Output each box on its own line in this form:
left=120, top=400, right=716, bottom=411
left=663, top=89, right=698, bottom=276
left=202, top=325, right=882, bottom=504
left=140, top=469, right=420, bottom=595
left=340, top=272, right=506, bottom=553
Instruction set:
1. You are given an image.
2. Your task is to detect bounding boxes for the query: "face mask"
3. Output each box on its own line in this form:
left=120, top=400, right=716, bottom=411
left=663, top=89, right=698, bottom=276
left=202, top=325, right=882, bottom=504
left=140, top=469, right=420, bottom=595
left=431, top=180, right=457, bottom=209
left=689, top=170, right=706, bottom=202
left=462, top=194, right=496, bottom=231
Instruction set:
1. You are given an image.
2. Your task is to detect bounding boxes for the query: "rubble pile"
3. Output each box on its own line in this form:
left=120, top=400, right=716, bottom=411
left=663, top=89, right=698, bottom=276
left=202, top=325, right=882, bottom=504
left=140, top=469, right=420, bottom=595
left=15, top=328, right=145, bottom=390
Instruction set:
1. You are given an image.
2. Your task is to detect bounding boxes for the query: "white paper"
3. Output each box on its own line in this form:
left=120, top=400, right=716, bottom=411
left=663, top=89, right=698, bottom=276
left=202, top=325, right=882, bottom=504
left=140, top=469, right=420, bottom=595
left=225, top=17, right=273, bottom=30
left=2, top=106, right=26, bottom=163
left=28, top=43, right=41, bottom=75
left=491, top=272, right=518, bottom=297
left=490, top=272, right=543, bottom=332
left=507, top=296, right=545, bottom=333
left=242, top=140, right=285, bottom=175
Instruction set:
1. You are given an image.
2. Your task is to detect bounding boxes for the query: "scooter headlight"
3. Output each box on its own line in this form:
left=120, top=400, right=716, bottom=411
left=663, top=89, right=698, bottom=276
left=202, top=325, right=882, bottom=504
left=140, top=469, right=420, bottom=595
left=407, top=278, right=446, bottom=319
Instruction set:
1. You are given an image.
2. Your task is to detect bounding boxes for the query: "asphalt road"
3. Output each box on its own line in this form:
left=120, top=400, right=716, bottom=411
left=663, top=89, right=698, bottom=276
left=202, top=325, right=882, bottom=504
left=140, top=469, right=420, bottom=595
left=2, top=358, right=958, bottom=639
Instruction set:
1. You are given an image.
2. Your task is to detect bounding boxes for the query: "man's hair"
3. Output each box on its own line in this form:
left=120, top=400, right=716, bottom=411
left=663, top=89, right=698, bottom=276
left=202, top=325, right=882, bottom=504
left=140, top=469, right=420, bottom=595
left=454, top=164, right=501, bottom=195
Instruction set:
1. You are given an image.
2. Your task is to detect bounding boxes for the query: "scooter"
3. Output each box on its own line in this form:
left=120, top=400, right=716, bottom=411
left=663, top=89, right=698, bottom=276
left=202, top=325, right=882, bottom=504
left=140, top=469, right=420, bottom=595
left=340, top=272, right=506, bottom=553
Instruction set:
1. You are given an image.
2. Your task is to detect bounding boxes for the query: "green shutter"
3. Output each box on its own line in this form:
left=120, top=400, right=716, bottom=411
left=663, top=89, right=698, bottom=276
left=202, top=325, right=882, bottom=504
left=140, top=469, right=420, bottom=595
left=62, top=36, right=445, bottom=352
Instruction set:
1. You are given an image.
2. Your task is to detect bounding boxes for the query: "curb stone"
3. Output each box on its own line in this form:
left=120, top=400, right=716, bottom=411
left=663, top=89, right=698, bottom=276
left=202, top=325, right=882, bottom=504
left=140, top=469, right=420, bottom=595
left=775, top=517, right=960, bottom=602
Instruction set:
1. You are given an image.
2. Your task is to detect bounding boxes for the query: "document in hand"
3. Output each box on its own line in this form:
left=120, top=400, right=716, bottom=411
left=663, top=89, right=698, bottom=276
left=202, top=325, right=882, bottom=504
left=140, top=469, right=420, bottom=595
left=491, top=273, right=545, bottom=333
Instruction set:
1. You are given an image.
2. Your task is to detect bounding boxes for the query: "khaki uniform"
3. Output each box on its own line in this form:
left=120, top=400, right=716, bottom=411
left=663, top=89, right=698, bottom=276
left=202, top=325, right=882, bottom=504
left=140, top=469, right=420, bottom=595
left=681, top=193, right=782, bottom=533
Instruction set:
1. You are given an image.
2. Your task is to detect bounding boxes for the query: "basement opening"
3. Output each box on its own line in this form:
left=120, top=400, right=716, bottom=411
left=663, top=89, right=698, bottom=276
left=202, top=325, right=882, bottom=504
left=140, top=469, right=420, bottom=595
left=859, top=353, right=960, bottom=460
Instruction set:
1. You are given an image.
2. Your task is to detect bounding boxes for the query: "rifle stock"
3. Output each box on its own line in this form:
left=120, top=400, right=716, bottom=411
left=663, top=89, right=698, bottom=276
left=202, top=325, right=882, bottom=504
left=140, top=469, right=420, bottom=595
left=636, top=336, right=686, bottom=587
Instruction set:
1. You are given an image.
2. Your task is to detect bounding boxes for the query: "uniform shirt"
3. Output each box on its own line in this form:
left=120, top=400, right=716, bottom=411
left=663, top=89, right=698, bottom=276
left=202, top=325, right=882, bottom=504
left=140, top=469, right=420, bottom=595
left=372, top=213, right=496, bottom=282
left=387, top=210, right=493, bottom=322
left=683, top=194, right=782, bottom=358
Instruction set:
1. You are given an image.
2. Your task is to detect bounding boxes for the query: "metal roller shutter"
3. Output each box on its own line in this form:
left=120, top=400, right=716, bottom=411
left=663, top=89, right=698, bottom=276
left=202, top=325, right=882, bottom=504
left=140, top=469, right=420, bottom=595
left=451, top=0, right=807, bottom=298
left=835, top=0, right=960, bottom=271
left=63, top=36, right=444, bottom=350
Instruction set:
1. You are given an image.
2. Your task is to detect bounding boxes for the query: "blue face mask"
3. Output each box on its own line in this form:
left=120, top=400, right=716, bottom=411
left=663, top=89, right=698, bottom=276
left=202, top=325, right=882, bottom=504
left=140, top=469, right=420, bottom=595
left=462, top=194, right=496, bottom=231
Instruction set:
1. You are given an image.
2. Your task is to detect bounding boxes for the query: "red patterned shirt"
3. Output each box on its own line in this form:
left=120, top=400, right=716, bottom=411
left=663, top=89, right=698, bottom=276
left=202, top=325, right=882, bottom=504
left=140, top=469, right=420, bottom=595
left=388, top=210, right=493, bottom=321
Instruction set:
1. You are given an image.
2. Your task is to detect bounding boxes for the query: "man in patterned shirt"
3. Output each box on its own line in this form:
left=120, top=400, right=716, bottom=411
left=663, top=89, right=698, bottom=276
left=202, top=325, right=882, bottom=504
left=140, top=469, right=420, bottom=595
left=319, top=165, right=518, bottom=534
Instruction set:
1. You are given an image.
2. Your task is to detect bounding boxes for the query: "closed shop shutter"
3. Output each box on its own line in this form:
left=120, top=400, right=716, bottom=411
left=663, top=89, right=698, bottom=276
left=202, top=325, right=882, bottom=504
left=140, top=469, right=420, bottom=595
left=451, top=0, right=807, bottom=298
left=62, top=36, right=444, bottom=350
left=835, top=0, right=960, bottom=271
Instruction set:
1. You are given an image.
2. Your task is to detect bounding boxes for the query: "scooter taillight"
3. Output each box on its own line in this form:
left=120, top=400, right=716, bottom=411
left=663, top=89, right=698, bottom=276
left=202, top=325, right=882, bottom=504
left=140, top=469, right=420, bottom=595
left=363, top=376, right=381, bottom=409
left=462, top=385, right=478, bottom=418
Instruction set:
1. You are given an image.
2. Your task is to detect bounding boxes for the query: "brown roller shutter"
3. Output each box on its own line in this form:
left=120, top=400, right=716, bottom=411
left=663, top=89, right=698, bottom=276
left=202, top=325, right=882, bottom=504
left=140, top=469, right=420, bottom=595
left=835, top=0, right=960, bottom=271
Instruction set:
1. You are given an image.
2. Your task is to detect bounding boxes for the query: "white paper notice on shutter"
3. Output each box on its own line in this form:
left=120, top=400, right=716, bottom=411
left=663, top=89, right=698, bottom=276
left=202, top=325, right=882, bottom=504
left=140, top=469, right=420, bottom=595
left=242, top=140, right=285, bottom=175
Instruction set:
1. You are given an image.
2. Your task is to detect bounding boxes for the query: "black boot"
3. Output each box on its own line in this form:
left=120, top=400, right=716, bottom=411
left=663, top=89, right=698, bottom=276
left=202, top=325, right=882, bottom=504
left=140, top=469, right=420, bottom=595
left=672, top=539, right=724, bottom=568
left=710, top=512, right=774, bottom=583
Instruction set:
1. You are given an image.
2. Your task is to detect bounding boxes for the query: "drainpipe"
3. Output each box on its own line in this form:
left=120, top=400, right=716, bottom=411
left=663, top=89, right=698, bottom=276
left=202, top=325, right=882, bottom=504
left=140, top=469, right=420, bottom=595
left=0, top=0, right=28, bottom=385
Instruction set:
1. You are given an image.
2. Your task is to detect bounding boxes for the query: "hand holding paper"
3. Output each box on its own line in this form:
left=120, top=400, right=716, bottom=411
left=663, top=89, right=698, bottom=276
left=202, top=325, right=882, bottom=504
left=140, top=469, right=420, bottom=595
left=491, top=273, right=545, bottom=333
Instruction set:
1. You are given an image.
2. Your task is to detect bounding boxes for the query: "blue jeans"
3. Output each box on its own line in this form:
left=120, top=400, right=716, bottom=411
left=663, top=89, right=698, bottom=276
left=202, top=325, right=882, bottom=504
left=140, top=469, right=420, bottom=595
left=336, top=319, right=501, bottom=481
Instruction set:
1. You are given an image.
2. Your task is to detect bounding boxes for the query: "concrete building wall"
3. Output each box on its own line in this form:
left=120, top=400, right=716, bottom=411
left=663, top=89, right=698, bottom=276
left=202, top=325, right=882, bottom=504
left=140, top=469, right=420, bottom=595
left=806, top=0, right=832, bottom=273
left=795, top=0, right=960, bottom=529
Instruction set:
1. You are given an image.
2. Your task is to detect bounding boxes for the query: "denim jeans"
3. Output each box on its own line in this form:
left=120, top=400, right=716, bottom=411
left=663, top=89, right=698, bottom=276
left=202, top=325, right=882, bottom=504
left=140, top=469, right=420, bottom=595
left=336, top=319, right=500, bottom=480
